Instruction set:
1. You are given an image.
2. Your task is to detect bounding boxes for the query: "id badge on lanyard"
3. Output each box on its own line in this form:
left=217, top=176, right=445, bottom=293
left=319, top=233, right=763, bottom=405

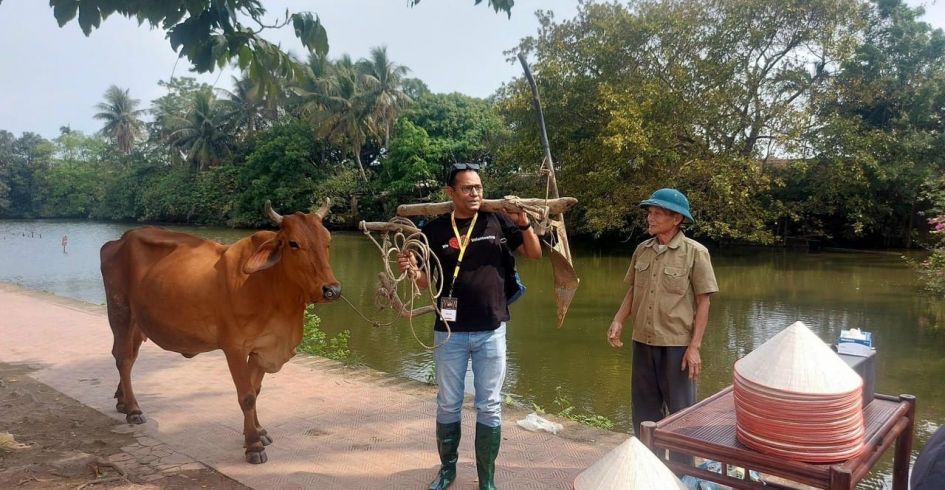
left=440, top=211, right=478, bottom=323
left=439, top=296, right=458, bottom=321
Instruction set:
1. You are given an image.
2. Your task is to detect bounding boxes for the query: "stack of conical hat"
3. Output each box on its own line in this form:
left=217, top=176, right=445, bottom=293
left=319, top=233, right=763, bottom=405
left=573, top=436, right=687, bottom=490
left=733, top=321, right=865, bottom=463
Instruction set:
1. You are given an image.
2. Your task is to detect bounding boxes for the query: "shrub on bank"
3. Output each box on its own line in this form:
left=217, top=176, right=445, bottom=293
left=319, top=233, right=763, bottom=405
left=916, top=216, right=945, bottom=296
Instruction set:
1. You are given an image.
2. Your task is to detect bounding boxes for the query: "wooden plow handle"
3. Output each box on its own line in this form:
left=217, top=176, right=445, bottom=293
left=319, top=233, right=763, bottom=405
left=396, top=197, right=576, bottom=219
left=358, top=221, right=421, bottom=235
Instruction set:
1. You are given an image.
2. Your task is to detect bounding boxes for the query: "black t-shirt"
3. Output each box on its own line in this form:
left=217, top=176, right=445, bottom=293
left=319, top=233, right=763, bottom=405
left=421, top=211, right=524, bottom=332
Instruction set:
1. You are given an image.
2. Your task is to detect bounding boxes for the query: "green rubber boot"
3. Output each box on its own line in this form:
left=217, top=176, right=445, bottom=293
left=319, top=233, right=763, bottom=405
left=475, top=423, right=501, bottom=490
left=428, top=422, right=461, bottom=490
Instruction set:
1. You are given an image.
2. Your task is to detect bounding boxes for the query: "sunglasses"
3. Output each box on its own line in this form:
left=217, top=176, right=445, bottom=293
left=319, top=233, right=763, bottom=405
left=446, top=163, right=481, bottom=186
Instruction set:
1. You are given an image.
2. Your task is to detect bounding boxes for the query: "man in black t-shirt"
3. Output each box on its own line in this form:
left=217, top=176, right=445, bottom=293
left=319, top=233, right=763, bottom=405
left=912, top=424, right=945, bottom=489
left=399, top=163, right=541, bottom=490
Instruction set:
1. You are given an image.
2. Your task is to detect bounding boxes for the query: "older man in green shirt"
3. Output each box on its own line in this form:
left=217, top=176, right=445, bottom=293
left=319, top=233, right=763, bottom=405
left=607, top=188, right=719, bottom=436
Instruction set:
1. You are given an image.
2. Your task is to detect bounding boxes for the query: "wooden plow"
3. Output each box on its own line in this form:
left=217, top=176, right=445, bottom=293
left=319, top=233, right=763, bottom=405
left=515, top=52, right=581, bottom=328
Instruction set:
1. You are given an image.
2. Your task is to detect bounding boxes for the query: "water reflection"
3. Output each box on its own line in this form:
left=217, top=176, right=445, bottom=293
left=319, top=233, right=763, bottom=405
left=1, top=220, right=942, bottom=487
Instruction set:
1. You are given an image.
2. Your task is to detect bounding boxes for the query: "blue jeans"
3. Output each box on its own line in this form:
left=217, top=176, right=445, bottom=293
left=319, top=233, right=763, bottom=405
left=433, top=323, right=507, bottom=427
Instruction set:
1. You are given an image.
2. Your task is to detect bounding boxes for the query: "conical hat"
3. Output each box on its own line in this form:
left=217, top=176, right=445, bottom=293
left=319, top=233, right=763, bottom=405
left=573, top=436, right=687, bottom=490
left=734, top=321, right=861, bottom=395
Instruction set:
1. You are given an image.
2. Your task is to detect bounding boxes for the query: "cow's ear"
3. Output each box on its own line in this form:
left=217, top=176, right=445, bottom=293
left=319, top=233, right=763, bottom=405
left=243, top=238, right=283, bottom=274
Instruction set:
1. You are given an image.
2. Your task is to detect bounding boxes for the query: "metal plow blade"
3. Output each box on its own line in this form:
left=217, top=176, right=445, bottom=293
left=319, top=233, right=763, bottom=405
left=546, top=220, right=580, bottom=328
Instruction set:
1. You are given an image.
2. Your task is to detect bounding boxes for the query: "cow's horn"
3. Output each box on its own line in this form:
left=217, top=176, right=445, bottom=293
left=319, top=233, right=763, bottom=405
left=315, top=198, right=331, bottom=220
left=264, top=200, right=283, bottom=225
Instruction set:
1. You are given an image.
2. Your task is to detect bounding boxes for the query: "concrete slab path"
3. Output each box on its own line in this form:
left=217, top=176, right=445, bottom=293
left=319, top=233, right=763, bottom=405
left=0, top=284, right=624, bottom=489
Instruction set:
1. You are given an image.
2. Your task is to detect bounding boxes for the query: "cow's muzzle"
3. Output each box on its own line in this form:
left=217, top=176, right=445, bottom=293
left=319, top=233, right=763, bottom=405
left=323, top=284, right=342, bottom=301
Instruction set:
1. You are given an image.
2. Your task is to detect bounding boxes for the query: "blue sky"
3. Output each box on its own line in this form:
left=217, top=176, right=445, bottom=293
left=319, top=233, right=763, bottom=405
left=0, top=0, right=942, bottom=139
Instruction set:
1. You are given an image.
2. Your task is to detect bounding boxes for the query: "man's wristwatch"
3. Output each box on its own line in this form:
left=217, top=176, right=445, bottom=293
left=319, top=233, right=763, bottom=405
left=518, top=221, right=532, bottom=231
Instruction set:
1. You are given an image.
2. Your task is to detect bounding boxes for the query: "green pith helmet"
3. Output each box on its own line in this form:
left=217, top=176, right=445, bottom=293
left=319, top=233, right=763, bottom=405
left=639, top=188, right=694, bottom=223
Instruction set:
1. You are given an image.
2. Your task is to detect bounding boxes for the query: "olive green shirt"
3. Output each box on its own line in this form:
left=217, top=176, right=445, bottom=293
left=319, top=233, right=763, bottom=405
left=624, top=231, right=719, bottom=346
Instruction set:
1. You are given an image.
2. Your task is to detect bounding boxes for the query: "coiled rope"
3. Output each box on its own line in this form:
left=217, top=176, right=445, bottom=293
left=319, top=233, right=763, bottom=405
left=349, top=216, right=453, bottom=349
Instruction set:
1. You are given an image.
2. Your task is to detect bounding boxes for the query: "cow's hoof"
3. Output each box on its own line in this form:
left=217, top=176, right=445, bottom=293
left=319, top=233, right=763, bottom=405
left=246, top=450, right=268, bottom=464
left=259, top=433, right=273, bottom=446
left=126, top=411, right=146, bottom=424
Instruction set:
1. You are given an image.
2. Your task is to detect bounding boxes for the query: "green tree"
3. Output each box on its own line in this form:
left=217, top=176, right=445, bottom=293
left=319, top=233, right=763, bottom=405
left=166, top=88, right=233, bottom=170
left=312, top=167, right=365, bottom=226
left=0, top=131, right=15, bottom=215
left=36, top=130, right=109, bottom=218
left=93, top=85, right=146, bottom=155
left=301, top=55, right=374, bottom=181
left=496, top=0, right=861, bottom=243
left=777, top=0, right=945, bottom=246
left=405, top=92, right=505, bottom=165
left=135, top=165, right=201, bottom=222
left=149, top=77, right=211, bottom=141
left=40, top=160, right=102, bottom=218
left=91, top=147, right=168, bottom=221
left=234, top=120, right=330, bottom=226
left=378, top=119, right=438, bottom=211
left=285, top=52, right=332, bottom=118
left=913, top=214, right=945, bottom=295
left=0, top=132, right=54, bottom=217
left=191, top=164, right=242, bottom=224
left=0, top=175, right=9, bottom=215
left=361, top=46, right=412, bottom=148
left=219, top=74, right=280, bottom=142
left=402, top=78, right=431, bottom=100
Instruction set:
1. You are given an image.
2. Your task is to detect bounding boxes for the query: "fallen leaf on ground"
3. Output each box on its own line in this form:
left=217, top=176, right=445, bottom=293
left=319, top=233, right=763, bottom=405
left=0, top=432, right=29, bottom=451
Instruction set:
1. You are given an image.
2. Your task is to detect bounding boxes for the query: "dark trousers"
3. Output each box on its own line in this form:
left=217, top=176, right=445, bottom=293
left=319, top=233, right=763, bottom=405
left=632, top=341, right=697, bottom=468
left=631, top=340, right=696, bottom=435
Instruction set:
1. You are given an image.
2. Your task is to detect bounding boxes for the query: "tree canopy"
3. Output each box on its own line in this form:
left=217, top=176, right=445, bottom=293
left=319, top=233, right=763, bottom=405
left=93, top=85, right=146, bottom=155
left=495, top=0, right=944, bottom=246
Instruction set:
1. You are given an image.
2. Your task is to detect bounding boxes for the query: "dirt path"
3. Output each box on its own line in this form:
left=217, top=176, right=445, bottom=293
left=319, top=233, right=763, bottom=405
left=0, top=362, right=247, bottom=489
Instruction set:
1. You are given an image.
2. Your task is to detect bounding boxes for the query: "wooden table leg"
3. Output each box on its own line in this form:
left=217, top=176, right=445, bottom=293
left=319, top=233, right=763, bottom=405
left=640, top=421, right=656, bottom=448
left=829, top=466, right=852, bottom=490
left=892, top=394, right=916, bottom=490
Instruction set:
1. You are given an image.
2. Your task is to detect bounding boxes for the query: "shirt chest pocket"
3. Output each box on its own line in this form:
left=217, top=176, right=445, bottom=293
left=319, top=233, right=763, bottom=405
left=662, top=266, right=689, bottom=295
left=633, top=261, right=652, bottom=288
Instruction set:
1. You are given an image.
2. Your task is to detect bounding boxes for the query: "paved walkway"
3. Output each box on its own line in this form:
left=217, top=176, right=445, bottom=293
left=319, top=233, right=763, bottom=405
left=0, top=284, right=624, bottom=489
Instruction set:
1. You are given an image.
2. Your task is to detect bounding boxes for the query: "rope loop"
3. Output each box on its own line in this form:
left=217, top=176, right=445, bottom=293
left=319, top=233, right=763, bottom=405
left=351, top=217, right=452, bottom=350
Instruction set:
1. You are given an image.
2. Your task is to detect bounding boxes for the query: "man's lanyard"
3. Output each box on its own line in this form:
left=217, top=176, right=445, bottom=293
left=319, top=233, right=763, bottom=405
left=447, top=211, right=479, bottom=296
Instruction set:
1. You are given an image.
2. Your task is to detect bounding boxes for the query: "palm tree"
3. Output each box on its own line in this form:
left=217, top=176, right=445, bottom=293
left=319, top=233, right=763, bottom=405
left=360, top=46, right=412, bottom=148
left=218, top=74, right=278, bottom=141
left=166, top=89, right=232, bottom=170
left=285, top=52, right=331, bottom=117
left=300, top=55, right=374, bottom=181
left=93, top=85, right=146, bottom=154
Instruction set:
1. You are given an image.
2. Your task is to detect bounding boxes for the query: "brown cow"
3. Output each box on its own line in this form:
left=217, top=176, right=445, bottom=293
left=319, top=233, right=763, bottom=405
left=100, top=200, right=340, bottom=464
